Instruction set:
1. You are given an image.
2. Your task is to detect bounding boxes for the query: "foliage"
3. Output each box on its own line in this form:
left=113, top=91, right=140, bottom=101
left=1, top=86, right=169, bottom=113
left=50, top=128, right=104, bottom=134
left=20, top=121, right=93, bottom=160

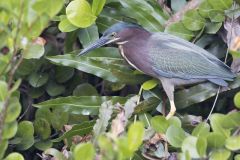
left=0, top=0, right=240, bottom=159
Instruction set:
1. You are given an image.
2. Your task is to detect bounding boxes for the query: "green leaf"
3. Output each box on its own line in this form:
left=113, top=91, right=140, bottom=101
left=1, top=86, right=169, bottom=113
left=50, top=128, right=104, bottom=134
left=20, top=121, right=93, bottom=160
left=182, top=10, right=206, bottom=31
left=78, top=24, right=99, bottom=48
left=5, top=97, right=21, bottom=123
left=28, top=72, right=49, bottom=88
left=66, top=0, right=96, bottom=28
left=225, top=136, right=240, bottom=151
left=134, top=97, right=160, bottom=114
left=235, top=155, right=240, bottom=160
left=205, top=22, right=222, bottom=34
left=29, top=87, right=45, bottom=98
left=208, top=0, right=233, bottom=10
left=4, top=153, right=24, bottom=160
left=151, top=116, right=169, bottom=133
left=210, top=114, right=230, bottom=137
left=192, top=122, right=210, bottom=137
left=92, top=0, right=106, bottom=15
left=234, top=92, right=240, bottom=109
left=0, top=81, right=8, bottom=101
left=209, top=149, right=231, bottom=160
left=166, top=125, right=187, bottom=148
left=50, top=109, right=69, bottom=130
left=221, top=112, right=240, bottom=129
left=142, top=79, right=158, bottom=90
left=0, top=140, right=8, bottom=159
left=128, top=122, right=144, bottom=152
left=52, top=121, right=95, bottom=142
left=208, top=10, right=225, bottom=22
left=198, top=0, right=213, bottom=18
left=196, top=137, right=207, bottom=157
left=207, top=133, right=226, bottom=148
left=119, top=0, right=166, bottom=32
left=32, top=0, right=64, bottom=18
left=34, top=140, right=53, bottom=151
left=181, top=136, right=200, bottom=159
left=74, top=143, right=95, bottom=160
left=165, top=22, right=195, bottom=40
left=34, top=118, right=51, bottom=140
left=47, top=48, right=147, bottom=84
left=44, top=148, right=67, bottom=160
left=33, top=96, right=127, bottom=115
left=58, top=16, right=78, bottom=32
left=15, top=121, right=34, bottom=150
left=98, top=135, right=115, bottom=160
left=168, top=116, right=182, bottom=128
left=73, top=83, right=98, bottom=96
left=23, top=43, right=45, bottom=59
left=55, top=66, right=75, bottom=83
left=46, top=82, right=65, bottom=97
left=3, top=121, right=18, bottom=140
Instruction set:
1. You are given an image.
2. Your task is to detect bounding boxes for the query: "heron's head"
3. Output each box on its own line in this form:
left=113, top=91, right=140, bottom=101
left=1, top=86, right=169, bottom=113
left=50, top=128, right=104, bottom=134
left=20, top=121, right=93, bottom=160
left=78, top=22, right=144, bottom=55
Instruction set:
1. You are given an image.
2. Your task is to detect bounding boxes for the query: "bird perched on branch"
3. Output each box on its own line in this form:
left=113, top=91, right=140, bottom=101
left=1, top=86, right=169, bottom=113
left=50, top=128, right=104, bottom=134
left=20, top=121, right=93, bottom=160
left=78, top=22, right=236, bottom=119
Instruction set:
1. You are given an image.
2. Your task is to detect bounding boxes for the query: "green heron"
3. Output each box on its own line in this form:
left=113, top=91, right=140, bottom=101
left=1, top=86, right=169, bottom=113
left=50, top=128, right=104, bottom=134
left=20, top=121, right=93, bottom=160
left=78, top=22, right=236, bottom=119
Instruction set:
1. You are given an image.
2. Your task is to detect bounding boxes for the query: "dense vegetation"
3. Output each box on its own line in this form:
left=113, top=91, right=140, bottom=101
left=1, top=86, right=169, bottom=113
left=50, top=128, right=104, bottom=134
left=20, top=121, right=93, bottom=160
left=0, top=0, right=240, bottom=159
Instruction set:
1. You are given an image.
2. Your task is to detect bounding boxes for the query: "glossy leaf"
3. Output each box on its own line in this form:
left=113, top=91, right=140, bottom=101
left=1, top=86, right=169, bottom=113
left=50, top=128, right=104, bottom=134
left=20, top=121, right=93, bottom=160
left=66, top=0, right=96, bottom=28
left=55, top=66, right=75, bottom=83
left=58, top=16, right=78, bottom=32
left=92, top=0, right=106, bottom=15
left=198, top=0, right=213, bottom=18
left=196, top=137, right=207, bottom=157
left=210, top=114, right=231, bottom=137
left=225, top=136, right=240, bottom=151
left=74, top=143, right=95, bottom=160
left=5, top=97, right=21, bottom=123
left=78, top=24, right=99, bottom=48
left=182, top=10, right=206, bottom=31
left=15, top=121, right=34, bottom=150
left=142, top=79, right=158, bottom=90
left=151, top=116, right=169, bottom=133
left=208, top=0, right=233, bottom=10
left=205, top=22, right=222, bottom=34
left=34, top=96, right=127, bottom=115
left=2, top=121, right=18, bottom=140
left=44, top=148, right=67, bottom=160
left=127, top=122, right=144, bottom=152
left=52, top=121, right=95, bottom=142
left=4, top=153, right=24, bottom=160
left=32, top=0, right=64, bottom=18
left=73, top=83, right=98, bottom=96
left=181, top=136, right=200, bottom=159
left=119, top=0, right=166, bottom=32
left=234, top=92, right=240, bottom=108
left=34, top=118, right=51, bottom=140
left=165, top=22, right=195, bottom=40
left=166, top=125, right=187, bottom=148
left=192, top=122, right=210, bottom=137
left=28, top=72, right=49, bottom=88
left=207, top=133, right=226, bottom=148
left=47, top=48, right=147, bottom=84
left=23, top=43, right=45, bottom=59
left=209, top=149, right=231, bottom=160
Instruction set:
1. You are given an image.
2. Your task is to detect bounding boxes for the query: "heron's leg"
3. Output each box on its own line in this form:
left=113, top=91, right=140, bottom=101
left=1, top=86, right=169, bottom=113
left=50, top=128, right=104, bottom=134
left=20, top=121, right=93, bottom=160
left=160, top=78, right=176, bottom=120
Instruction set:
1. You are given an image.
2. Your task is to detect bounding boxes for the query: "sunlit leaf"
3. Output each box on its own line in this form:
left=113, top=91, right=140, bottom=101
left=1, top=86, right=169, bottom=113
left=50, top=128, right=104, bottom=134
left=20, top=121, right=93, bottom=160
left=66, top=0, right=96, bottom=28
left=74, top=143, right=95, bottom=160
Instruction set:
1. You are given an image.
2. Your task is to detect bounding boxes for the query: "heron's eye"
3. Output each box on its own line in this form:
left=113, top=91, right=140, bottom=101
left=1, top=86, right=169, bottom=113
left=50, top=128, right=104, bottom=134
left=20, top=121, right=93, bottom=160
left=111, top=32, right=117, bottom=37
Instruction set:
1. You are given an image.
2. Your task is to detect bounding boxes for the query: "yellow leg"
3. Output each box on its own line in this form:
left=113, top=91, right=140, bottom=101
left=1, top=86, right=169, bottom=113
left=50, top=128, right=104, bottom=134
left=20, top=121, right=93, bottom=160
left=166, top=100, right=176, bottom=120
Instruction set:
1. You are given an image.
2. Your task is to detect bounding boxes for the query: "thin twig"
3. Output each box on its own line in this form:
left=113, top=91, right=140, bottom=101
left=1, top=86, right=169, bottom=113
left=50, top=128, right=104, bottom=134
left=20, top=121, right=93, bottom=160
left=206, top=2, right=236, bottom=122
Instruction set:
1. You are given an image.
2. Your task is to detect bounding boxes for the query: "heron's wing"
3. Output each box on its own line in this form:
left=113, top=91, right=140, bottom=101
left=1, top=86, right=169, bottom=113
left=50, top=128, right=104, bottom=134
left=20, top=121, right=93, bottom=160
left=148, top=33, right=235, bottom=80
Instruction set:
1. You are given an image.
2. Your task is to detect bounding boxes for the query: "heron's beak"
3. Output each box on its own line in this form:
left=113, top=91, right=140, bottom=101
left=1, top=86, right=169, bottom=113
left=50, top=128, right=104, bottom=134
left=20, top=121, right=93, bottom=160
left=78, top=37, right=120, bottom=56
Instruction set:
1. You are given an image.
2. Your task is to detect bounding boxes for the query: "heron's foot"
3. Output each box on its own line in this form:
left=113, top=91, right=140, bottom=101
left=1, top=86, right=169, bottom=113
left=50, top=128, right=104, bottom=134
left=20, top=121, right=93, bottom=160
left=166, top=110, right=176, bottom=120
